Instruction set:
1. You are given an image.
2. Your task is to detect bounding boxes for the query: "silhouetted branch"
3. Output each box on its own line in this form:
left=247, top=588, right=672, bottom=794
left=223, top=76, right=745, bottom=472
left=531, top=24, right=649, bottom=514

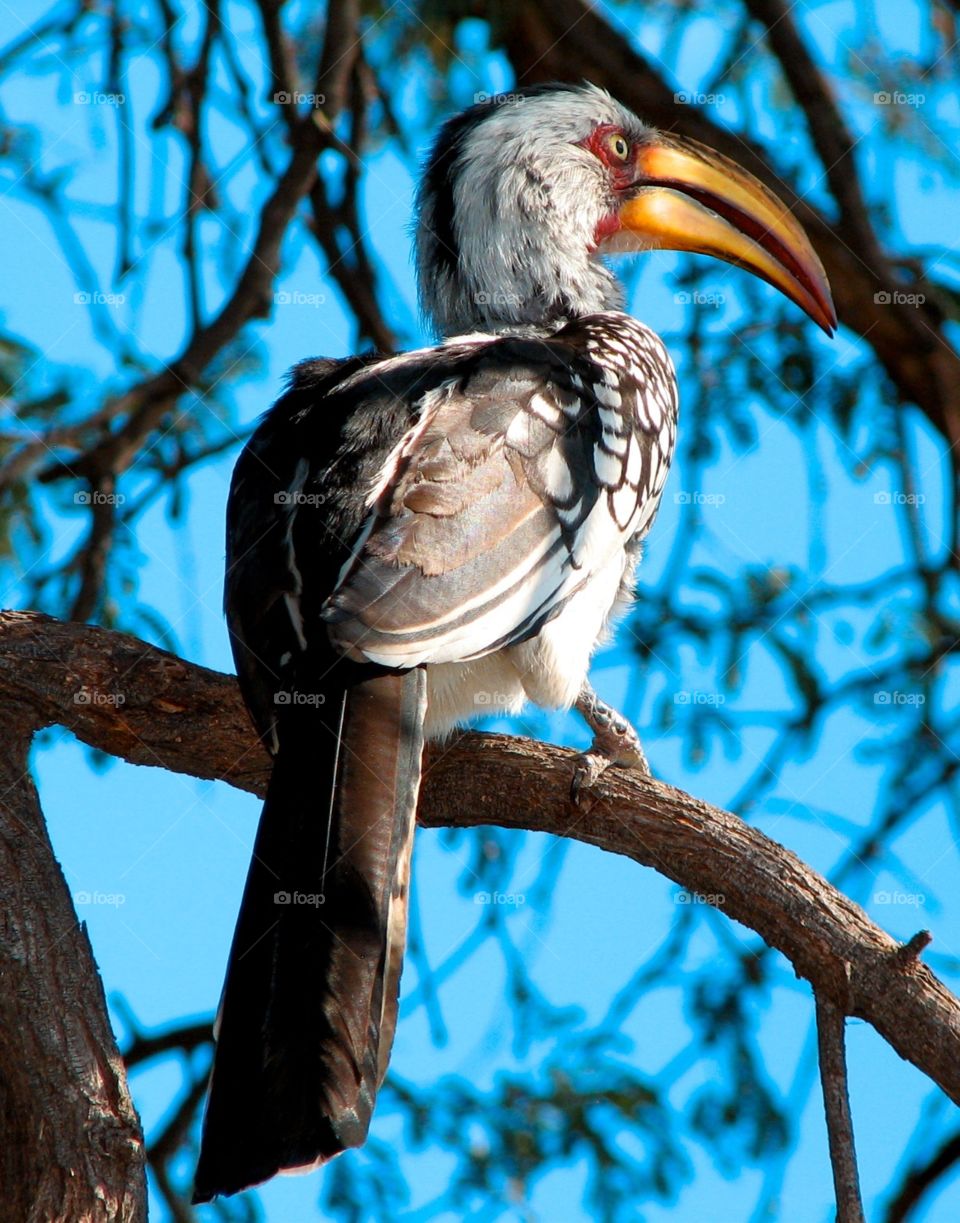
left=0, top=0, right=376, bottom=626
left=884, top=1125, right=960, bottom=1223
left=742, top=0, right=889, bottom=274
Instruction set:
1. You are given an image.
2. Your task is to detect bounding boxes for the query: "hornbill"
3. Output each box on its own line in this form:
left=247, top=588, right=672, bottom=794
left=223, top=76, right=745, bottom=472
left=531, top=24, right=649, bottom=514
left=194, top=83, right=835, bottom=1201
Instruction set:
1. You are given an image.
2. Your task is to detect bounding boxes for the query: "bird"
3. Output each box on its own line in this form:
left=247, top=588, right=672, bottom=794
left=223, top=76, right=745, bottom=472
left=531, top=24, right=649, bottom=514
left=193, top=82, right=835, bottom=1202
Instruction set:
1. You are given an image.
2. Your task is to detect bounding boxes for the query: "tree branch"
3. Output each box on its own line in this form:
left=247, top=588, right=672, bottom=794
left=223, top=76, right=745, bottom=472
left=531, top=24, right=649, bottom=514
left=742, top=0, right=887, bottom=272
left=3, top=608, right=960, bottom=1120
left=884, top=1125, right=960, bottom=1223
left=816, top=991, right=866, bottom=1223
left=0, top=648, right=145, bottom=1220
left=30, top=0, right=367, bottom=495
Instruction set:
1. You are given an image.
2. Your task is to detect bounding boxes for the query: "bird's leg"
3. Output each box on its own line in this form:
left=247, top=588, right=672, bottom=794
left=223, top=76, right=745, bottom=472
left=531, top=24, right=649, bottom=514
left=571, top=680, right=650, bottom=802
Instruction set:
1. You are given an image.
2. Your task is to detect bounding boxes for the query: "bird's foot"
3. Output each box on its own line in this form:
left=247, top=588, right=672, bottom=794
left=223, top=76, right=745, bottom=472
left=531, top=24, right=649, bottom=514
left=571, top=683, right=650, bottom=804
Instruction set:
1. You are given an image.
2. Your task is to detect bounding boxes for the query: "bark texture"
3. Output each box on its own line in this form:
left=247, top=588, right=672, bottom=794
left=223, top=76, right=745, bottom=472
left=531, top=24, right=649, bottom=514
left=1, top=609, right=958, bottom=1142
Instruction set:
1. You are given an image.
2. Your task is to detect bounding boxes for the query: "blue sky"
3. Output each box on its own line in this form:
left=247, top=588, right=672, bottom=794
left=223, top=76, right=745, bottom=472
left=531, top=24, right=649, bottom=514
left=3, top=0, right=960, bottom=1219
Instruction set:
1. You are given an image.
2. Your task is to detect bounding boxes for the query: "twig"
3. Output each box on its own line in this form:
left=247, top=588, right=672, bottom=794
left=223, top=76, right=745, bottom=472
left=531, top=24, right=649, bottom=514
left=815, top=990, right=865, bottom=1223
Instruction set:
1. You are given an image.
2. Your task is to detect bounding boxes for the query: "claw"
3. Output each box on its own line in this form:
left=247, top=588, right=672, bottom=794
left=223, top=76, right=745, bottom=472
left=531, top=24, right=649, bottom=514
left=571, top=681, right=651, bottom=805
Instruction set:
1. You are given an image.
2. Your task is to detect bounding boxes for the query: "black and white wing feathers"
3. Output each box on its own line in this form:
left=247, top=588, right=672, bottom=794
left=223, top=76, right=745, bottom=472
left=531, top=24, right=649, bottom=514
left=322, top=314, right=677, bottom=669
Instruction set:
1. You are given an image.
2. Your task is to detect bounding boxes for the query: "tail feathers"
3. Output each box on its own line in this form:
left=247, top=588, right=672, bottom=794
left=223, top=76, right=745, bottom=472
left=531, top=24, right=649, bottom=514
left=193, top=669, right=427, bottom=1202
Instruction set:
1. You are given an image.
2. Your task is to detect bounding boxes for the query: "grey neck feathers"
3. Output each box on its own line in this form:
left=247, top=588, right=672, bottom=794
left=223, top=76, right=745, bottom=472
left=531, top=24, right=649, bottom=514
left=417, top=200, right=623, bottom=336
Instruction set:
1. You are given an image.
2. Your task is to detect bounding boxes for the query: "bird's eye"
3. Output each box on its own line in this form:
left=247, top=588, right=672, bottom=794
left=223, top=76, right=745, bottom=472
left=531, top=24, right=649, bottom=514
left=606, top=132, right=630, bottom=162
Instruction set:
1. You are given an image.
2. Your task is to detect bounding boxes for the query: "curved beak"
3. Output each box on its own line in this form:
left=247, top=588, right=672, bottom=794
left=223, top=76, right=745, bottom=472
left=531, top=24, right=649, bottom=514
left=611, top=134, right=837, bottom=335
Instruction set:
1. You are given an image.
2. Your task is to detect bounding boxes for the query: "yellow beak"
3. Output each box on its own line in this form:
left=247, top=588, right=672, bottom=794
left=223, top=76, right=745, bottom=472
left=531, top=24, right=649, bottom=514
left=612, top=134, right=837, bottom=335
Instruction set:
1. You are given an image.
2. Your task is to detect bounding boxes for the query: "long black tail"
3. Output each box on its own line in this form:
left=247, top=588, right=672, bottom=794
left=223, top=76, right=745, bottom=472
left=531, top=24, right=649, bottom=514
left=193, top=669, right=427, bottom=1202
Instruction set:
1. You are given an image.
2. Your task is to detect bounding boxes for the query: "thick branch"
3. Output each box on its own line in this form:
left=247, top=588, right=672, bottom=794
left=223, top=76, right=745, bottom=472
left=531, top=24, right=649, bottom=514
left=3, top=609, right=960, bottom=1116
left=0, top=679, right=145, bottom=1220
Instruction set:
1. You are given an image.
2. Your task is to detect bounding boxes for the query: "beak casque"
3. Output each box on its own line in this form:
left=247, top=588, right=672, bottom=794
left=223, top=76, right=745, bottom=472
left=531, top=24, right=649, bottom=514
left=613, top=134, right=837, bottom=335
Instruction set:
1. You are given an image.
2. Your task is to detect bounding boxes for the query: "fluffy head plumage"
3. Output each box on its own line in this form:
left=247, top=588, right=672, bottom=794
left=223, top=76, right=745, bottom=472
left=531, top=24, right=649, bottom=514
left=415, top=84, right=652, bottom=337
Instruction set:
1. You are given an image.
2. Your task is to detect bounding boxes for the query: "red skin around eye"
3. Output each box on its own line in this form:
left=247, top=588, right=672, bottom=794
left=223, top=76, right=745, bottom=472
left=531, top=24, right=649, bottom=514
left=579, top=123, right=636, bottom=187
left=578, top=124, right=636, bottom=248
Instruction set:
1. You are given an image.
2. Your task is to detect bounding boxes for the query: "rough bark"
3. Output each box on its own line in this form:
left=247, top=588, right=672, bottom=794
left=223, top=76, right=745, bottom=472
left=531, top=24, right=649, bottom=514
left=0, top=698, right=144, bottom=1221
left=2, top=608, right=959, bottom=1136
left=816, top=993, right=866, bottom=1223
